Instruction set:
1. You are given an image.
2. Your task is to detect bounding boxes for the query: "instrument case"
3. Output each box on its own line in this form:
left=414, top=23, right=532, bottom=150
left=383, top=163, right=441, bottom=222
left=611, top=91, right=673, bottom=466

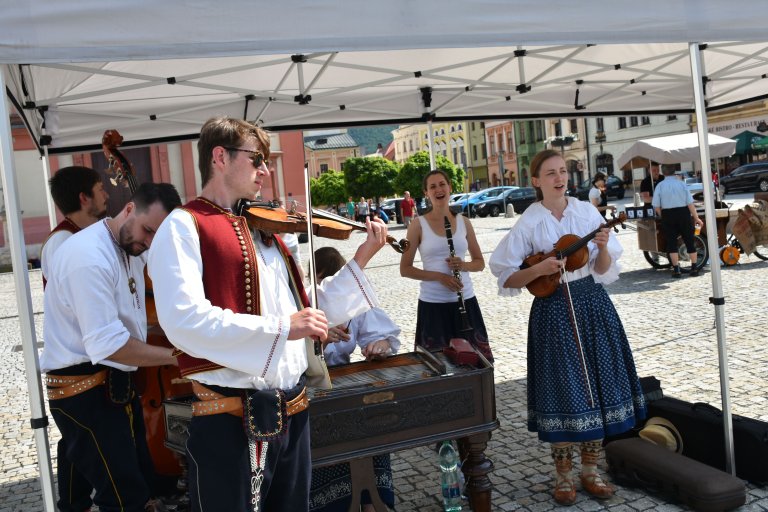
left=647, top=396, right=768, bottom=484
left=606, top=438, right=746, bottom=512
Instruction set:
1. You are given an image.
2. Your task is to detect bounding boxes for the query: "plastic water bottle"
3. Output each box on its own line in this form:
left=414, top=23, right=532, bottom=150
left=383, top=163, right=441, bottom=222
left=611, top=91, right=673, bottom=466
left=439, top=441, right=462, bottom=511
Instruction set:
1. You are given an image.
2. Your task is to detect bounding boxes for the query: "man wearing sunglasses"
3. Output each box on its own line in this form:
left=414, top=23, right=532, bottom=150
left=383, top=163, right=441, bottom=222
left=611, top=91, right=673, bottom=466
left=147, top=117, right=389, bottom=512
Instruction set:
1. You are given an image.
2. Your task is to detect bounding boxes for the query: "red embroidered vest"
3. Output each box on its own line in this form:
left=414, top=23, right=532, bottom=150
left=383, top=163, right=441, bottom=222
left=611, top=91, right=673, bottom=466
left=175, top=198, right=308, bottom=378
left=41, top=218, right=81, bottom=289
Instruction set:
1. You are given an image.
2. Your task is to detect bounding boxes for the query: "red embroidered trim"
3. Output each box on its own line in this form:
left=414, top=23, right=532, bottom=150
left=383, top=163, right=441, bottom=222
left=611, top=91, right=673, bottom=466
left=346, top=263, right=374, bottom=308
left=261, top=318, right=282, bottom=379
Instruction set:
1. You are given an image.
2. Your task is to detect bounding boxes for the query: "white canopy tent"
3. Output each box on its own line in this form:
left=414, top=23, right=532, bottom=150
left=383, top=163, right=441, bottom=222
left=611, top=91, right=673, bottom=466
left=617, top=132, right=737, bottom=169
left=2, top=1, right=768, bottom=508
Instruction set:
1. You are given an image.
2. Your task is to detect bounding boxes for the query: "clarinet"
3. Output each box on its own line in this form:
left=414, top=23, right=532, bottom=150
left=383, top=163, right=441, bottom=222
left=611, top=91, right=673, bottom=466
left=444, top=216, right=474, bottom=335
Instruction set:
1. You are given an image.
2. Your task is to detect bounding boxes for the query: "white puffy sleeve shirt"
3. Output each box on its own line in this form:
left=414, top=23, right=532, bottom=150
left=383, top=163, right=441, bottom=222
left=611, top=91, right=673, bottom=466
left=40, top=221, right=147, bottom=372
left=147, top=208, right=379, bottom=390
left=322, top=308, right=402, bottom=367
left=489, top=198, right=623, bottom=298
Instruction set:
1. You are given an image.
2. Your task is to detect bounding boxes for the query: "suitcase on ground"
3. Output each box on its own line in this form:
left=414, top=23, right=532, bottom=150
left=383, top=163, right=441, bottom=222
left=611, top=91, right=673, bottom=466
left=606, top=438, right=746, bottom=512
left=647, top=396, right=768, bottom=484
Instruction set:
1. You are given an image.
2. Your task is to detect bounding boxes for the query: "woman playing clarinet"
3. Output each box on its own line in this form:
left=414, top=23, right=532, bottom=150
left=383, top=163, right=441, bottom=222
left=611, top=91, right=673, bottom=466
left=400, top=169, right=493, bottom=361
left=488, top=149, right=646, bottom=506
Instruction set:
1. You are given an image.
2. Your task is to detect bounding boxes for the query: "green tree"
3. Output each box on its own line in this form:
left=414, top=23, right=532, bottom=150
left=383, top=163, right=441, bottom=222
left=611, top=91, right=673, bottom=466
left=342, top=157, right=399, bottom=202
left=394, top=151, right=465, bottom=199
left=309, top=170, right=347, bottom=207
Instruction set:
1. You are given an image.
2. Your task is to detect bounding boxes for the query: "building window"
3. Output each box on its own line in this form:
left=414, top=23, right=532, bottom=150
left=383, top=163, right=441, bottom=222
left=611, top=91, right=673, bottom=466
left=641, top=116, right=651, bottom=125
left=596, top=117, right=604, bottom=131
left=554, top=122, right=562, bottom=137
left=481, top=143, right=487, bottom=159
left=667, top=115, right=678, bottom=121
left=320, top=163, right=329, bottom=173
left=519, top=125, right=527, bottom=144
left=618, top=117, right=627, bottom=129
left=450, top=125, right=455, bottom=132
left=497, top=133, right=503, bottom=153
left=409, top=140, right=413, bottom=151
left=630, top=116, right=638, bottom=127
left=507, top=132, right=514, bottom=154
left=457, top=124, right=462, bottom=131
left=473, top=145, right=478, bottom=160
left=471, top=122, right=476, bottom=130
left=490, top=139, right=496, bottom=156
left=535, top=120, right=545, bottom=141
left=569, top=119, right=578, bottom=134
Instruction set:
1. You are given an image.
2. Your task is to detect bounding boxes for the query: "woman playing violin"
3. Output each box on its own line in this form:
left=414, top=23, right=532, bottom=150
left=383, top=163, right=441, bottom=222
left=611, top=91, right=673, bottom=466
left=489, top=149, right=646, bottom=506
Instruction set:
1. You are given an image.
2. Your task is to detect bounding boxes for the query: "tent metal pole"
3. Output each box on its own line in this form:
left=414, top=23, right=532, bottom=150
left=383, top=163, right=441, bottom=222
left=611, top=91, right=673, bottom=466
left=427, top=119, right=436, bottom=170
left=40, top=130, right=57, bottom=230
left=0, top=70, right=57, bottom=511
left=688, top=42, right=736, bottom=475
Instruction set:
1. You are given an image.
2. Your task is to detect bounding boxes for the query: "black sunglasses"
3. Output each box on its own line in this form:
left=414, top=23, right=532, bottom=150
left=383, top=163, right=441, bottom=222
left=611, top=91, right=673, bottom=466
left=223, top=147, right=267, bottom=167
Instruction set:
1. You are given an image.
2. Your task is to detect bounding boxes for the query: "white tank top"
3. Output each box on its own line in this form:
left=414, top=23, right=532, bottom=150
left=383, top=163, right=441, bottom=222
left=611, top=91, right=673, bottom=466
left=417, top=214, right=475, bottom=303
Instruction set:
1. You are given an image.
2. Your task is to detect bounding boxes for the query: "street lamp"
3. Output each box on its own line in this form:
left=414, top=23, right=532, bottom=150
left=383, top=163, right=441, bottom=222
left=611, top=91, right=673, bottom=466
left=595, top=130, right=606, bottom=155
left=549, top=135, right=575, bottom=155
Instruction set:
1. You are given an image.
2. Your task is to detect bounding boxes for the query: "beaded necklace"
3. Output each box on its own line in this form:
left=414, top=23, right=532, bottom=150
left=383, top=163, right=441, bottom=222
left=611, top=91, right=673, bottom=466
left=103, top=219, right=140, bottom=309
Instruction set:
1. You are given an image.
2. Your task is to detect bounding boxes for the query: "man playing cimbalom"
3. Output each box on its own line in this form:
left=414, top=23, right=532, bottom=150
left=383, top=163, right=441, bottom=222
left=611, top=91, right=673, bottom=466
left=147, top=117, right=389, bottom=512
left=652, top=167, right=703, bottom=278
left=41, top=182, right=182, bottom=512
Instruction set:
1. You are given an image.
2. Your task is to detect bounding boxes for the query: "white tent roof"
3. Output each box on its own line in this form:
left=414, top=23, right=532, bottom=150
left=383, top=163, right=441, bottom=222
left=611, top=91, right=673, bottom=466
left=616, top=132, right=737, bottom=169
left=0, top=3, right=757, bottom=507
left=3, top=0, right=768, bottom=153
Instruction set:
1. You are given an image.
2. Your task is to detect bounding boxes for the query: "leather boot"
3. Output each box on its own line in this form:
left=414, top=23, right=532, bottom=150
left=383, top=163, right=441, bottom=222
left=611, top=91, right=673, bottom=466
left=551, top=443, right=576, bottom=506
left=579, top=440, right=615, bottom=499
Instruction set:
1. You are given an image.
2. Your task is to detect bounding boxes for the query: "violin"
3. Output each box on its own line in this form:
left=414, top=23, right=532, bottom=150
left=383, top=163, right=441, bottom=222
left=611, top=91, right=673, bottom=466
left=236, top=199, right=410, bottom=253
left=522, top=213, right=626, bottom=298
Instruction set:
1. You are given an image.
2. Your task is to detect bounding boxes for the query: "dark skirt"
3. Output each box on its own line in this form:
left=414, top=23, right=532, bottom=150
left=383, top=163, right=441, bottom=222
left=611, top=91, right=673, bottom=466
left=527, top=276, right=646, bottom=443
left=415, top=296, right=493, bottom=362
left=309, top=454, right=394, bottom=511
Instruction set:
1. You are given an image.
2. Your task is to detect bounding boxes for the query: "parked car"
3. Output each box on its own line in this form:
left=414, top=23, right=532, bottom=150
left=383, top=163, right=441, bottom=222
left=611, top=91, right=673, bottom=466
left=684, top=177, right=704, bottom=195
left=720, top=163, right=768, bottom=194
left=449, top=186, right=514, bottom=217
left=379, top=197, right=402, bottom=224
left=569, top=175, right=625, bottom=200
left=474, top=187, right=537, bottom=217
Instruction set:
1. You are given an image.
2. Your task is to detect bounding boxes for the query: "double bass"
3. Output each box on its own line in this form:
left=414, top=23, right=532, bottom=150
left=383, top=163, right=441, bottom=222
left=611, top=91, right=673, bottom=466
left=102, top=130, right=191, bottom=484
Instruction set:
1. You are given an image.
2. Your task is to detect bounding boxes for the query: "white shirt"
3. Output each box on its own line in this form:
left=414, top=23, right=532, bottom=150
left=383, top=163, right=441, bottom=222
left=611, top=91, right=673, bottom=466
left=40, top=220, right=147, bottom=372
left=41, top=230, right=73, bottom=283
left=416, top=214, right=475, bottom=302
left=147, top=208, right=378, bottom=390
left=322, top=308, right=402, bottom=367
left=489, top=197, right=623, bottom=298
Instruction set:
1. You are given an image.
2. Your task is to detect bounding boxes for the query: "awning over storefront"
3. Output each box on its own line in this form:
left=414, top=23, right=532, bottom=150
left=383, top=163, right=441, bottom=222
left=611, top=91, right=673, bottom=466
left=731, top=130, right=765, bottom=155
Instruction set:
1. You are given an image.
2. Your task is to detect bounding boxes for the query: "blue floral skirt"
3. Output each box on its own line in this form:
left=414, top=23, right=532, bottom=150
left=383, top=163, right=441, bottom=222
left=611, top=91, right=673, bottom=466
left=309, top=454, right=394, bottom=511
left=527, top=276, right=646, bottom=443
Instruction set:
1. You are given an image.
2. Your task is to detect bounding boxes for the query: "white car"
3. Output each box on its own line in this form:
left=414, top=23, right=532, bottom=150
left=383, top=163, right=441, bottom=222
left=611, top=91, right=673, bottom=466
left=684, top=177, right=704, bottom=195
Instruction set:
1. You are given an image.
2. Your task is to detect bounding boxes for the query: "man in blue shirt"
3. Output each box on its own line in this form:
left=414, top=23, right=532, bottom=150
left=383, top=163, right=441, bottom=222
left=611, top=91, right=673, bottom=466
left=652, top=168, right=703, bottom=277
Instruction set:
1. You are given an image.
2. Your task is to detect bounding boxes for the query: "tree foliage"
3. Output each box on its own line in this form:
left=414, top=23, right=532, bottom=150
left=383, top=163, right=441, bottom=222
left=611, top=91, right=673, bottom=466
left=309, top=170, right=347, bottom=207
left=342, top=157, right=399, bottom=201
left=394, top=151, right=465, bottom=199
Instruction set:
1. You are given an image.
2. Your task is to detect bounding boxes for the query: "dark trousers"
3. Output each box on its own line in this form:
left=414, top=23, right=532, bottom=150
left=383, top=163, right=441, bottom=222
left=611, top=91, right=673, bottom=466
left=56, top=438, right=93, bottom=512
left=186, top=382, right=311, bottom=512
left=661, top=206, right=696, bottom=253
left=49, top=384, right=154, bottom=512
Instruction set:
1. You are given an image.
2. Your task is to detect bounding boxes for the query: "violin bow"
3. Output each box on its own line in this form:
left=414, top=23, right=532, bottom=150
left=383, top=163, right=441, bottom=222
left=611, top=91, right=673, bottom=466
left=302, top=163, right=323, bottom=356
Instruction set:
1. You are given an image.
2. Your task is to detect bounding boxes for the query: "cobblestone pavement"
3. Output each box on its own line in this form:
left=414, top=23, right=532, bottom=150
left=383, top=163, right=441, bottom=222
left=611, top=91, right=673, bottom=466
left=1, top=207, right=767, bottom=511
